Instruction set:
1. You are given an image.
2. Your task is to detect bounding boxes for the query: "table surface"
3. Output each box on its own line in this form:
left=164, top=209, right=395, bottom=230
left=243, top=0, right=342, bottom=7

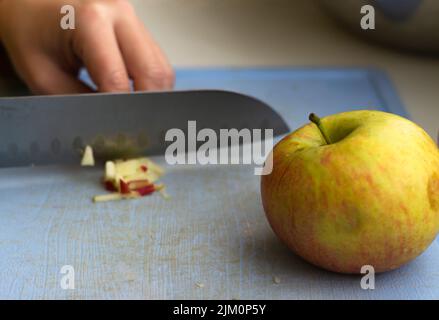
left=1, top=68, right=438, bottom=300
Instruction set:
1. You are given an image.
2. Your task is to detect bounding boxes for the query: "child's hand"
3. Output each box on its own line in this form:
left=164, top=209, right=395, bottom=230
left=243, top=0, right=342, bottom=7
left=0, top=0, right=174, bottom=94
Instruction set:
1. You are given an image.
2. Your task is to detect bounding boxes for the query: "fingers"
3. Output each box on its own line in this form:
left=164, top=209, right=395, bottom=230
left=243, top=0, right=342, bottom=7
left=13, top=51, right=91, bottom=95
left=74, top=2, right=173, bottom=93
left=15, top=1, right=174, bottom=94
left=114, top=12, right=175, bottom=91
left=74, top=6, right=130, bottom=93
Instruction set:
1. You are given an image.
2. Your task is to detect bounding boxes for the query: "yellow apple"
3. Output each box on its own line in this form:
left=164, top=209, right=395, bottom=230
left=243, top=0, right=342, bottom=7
left=261, top=110, right=439, bottom=273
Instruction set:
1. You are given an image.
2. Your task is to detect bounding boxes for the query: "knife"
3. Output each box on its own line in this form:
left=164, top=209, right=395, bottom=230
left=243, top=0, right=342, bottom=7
left=0, top=90, right=289, bottom=168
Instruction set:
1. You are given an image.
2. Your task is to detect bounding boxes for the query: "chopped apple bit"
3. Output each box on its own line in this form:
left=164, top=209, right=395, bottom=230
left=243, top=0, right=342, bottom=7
left=127, top=180, right=152, bottom=190
left=93, top=192, right=140, bottom=203
left=195, top=282, right=205, bottom=288
left=93, top=193, right=123, bottom=203
left=136, top=184, right=156, bottom=196
left=123, top=172, right=153, bottom=183
left=159, top=190, right=171, bottom=200
left=154, top=183, right=165, bottom=191
left=119, top=179, right=131, bottom=194
left=92, top=156, right=166, bottom=203
left=105, top=161, right=116, bottom=180
left=81, top=145, right=95, bottom=166
left=156, top=184, right=170, bottom=200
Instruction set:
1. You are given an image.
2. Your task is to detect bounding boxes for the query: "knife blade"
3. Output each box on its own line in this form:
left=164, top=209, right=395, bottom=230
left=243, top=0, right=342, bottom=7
left=0, top=90, right=289, bottom=168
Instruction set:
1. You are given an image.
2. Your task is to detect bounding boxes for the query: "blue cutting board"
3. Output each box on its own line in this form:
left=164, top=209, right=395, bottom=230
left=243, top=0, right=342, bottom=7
left=3, top=68, right=438, bottom=300
left=174, top=68, right=409, bottom=128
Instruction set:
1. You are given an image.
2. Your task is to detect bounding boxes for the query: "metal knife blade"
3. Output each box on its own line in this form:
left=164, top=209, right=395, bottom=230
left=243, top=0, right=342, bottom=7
left=0, top=90, right=289, bottom=168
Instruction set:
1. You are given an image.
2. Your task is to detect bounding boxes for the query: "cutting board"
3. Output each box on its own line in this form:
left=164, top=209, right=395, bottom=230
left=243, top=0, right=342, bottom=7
left=2, top=68, right=438, bottom=300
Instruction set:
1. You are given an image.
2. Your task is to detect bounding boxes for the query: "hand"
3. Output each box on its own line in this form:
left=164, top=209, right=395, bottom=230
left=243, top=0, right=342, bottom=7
left=0, top=0, right=174, bottom=94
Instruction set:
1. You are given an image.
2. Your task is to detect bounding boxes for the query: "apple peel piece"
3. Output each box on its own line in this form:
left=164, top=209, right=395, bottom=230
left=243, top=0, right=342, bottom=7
left=127, top=180, right=152, bottom=191
left=93, top=193, right=123, bottom=203
left=136, top=184, right=156, bottom=196
left=119, top=179, right=131, bottom=194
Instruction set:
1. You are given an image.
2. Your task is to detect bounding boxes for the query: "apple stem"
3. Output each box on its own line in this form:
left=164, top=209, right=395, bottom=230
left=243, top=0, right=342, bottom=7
left=309, top=113, right=331, bottom=144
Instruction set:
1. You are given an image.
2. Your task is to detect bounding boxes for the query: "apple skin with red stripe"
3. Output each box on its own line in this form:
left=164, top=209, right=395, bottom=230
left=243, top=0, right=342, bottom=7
left=261, top=110, right=439, bottom=274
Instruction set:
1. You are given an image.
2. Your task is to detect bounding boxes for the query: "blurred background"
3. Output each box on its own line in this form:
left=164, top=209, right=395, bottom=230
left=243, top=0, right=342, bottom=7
left=131, top=0, right=439, bottom=138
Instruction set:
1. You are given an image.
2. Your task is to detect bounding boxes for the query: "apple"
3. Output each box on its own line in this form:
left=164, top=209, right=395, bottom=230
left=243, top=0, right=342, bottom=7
left=261, top=110, right=439, bottom=273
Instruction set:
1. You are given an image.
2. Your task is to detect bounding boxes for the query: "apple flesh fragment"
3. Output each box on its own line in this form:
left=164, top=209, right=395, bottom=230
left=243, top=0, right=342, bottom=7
left=261, top=110, right=439, bottom=274
left=123, top=172, right=153, bottom=183
left=113, top=158, right=163, bottom=176
left=81, top=145, right=95, bottom=166
left=105, top=161, right=116, bottom=180
left=94, top=157, right=166, bottom=202
left=93, top=192, right=141, bottom=203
